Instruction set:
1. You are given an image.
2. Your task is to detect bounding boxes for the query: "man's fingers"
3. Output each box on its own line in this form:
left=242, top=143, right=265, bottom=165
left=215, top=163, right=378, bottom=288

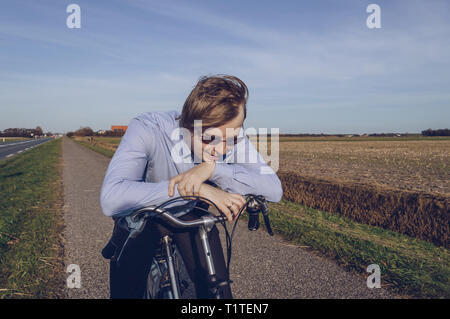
left=229, top=203, right=240, bottom=219
left=178, top=181, right=187, bottom=196
left=232, top=196, right=245, bottom=208
left=230, top=194, right=246, bottom=208
left=168, top=177, right=176, bottom=197
left=193, top=182, right=201, bottom=196
left=185, top=183, right=194, bottom=196
left=230, top=198, right=244, bottom=211
left=223, top=200, right=240, bottom=220
left=168, top=175, right=182, bottom=196
left=218, top=204, right=233, bottom=222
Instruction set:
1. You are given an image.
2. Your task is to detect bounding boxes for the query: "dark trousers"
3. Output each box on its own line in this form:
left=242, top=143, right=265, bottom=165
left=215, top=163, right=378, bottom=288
left=109, top=209, right=232, bottom=299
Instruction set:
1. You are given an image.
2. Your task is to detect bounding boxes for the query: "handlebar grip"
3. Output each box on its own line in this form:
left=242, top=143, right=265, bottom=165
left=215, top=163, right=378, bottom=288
left=247, top=212, right=260, bottom=231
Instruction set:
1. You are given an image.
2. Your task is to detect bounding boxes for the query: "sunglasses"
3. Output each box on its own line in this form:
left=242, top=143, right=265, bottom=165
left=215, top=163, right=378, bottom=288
left=200, top=134, right=245, bottom=146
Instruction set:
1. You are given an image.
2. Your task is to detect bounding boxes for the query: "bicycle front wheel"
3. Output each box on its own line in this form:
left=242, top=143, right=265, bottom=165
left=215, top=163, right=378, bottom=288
left=144, top=245, right=196, bottom=299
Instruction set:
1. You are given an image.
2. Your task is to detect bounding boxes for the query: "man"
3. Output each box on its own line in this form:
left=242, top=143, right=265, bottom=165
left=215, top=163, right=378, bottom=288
left=100, top=74, right=283, bottom=298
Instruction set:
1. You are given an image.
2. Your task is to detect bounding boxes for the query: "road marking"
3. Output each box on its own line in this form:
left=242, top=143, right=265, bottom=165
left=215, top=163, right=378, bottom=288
left=0, top=140, right=36, bottom=148
left=0, top=139, right=51, bottom=155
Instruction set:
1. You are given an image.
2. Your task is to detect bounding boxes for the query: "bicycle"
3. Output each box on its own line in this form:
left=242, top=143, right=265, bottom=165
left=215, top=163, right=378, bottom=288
left=103, top=194, right=274, bottom=299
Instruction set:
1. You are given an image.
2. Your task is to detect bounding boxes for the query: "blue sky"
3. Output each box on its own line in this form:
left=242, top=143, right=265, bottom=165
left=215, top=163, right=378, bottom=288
left=0, top=0, right=449, bottom=133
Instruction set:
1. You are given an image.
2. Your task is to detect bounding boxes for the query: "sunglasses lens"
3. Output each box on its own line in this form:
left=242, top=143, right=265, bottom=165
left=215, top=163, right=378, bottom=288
left=201, top=135, right=214, bottom=144
left=202, top=139, right=211, bottom=144
left=201, top=134, right=244, bottom=145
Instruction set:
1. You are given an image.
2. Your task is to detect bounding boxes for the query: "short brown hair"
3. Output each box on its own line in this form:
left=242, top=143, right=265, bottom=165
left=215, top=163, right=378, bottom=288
left=178, top=74, right=248, bottom=131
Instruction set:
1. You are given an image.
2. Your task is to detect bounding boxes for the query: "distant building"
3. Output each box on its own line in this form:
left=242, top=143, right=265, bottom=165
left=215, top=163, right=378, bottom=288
left=111, top=125, right=128, bottom=133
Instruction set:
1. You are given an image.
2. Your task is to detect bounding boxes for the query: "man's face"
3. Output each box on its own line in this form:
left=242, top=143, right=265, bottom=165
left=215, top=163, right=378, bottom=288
left=190, top=108, right=245, bottom=163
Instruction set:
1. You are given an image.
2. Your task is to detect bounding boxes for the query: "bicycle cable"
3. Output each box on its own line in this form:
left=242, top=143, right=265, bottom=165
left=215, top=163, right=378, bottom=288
left=226, top=196, right=252, bottom=276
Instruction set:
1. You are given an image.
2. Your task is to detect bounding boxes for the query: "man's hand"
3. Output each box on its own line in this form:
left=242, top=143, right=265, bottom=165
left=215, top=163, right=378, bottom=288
left=168, top=162, right=216, bottom=197
left=198, top=184, right=246, bottom=222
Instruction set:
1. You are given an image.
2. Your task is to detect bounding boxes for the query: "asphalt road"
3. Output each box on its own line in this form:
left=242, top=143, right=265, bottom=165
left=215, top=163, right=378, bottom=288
left=0, top=138, right=53, bottom=161
left=62, top=137, right=396, bottom=299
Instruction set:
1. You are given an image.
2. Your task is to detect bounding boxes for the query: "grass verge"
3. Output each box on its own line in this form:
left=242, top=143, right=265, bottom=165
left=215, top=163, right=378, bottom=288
left=73, top=139, right=116, bottom=158
left=0, top=138, right=64, bottom=298
left=268, top=200, right=449, bottom=298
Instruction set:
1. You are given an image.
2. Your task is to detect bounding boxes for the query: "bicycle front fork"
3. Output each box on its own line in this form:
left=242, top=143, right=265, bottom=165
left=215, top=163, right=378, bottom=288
left=162, top=235, right=181, bottom=299
left=198, top=226, right=226, bottom=299
left=163, top=226, right=224, bottom=299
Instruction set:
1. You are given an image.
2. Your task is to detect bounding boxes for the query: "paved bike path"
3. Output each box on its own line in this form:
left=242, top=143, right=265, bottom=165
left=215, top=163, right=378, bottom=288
left=62, top=137, right=113, bottom=298
left=62, top=137, right=395, bottom=298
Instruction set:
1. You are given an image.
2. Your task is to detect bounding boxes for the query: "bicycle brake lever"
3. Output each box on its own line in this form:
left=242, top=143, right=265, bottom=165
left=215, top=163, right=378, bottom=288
left=262, top=213, right=274, bottom=236
left=258, top=197, right=274, bottom=236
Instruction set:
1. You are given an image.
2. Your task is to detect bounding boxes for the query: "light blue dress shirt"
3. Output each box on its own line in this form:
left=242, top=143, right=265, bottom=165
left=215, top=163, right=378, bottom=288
left=100, top=110, right=283, bottom=217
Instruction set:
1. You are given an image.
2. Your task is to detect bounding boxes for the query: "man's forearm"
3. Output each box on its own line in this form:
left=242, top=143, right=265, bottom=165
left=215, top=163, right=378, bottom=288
left=209, top=162, right=283, bottom=202
left=100, top=178, right=183, bottom=217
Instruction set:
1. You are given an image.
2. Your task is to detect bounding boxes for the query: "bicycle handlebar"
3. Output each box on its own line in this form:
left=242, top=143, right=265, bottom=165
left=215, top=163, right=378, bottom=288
left=115, top=194, right=274, bottom=272
left=133, top=205, right=227, bottom=229
left=127, top=194, right=274, bottom=236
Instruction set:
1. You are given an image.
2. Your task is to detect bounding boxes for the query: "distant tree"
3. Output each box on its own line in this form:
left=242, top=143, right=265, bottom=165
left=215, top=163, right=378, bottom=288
left=422, top=128, right=450, bottom=136
left=103, top=130, right=115, bottom=137
left=34, top=126, right=43, bottom=136
left=66, top=131, right=75, bottom=137
left=74, top=127, right=94, bottom=137
left=1, top=127, right=36, bottom=137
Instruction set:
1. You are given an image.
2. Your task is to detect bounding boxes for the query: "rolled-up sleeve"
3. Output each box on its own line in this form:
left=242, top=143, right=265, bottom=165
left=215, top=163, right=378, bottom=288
left=100, top=118, right=181, bottom=217
left=209, top=136, right=283, bottom=202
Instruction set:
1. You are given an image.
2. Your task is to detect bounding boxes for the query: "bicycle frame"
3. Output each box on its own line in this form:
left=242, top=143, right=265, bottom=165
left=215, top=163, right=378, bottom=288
left=114, top=194, right=273, bottom=299
left=155, top=222, right=223, bottom=299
